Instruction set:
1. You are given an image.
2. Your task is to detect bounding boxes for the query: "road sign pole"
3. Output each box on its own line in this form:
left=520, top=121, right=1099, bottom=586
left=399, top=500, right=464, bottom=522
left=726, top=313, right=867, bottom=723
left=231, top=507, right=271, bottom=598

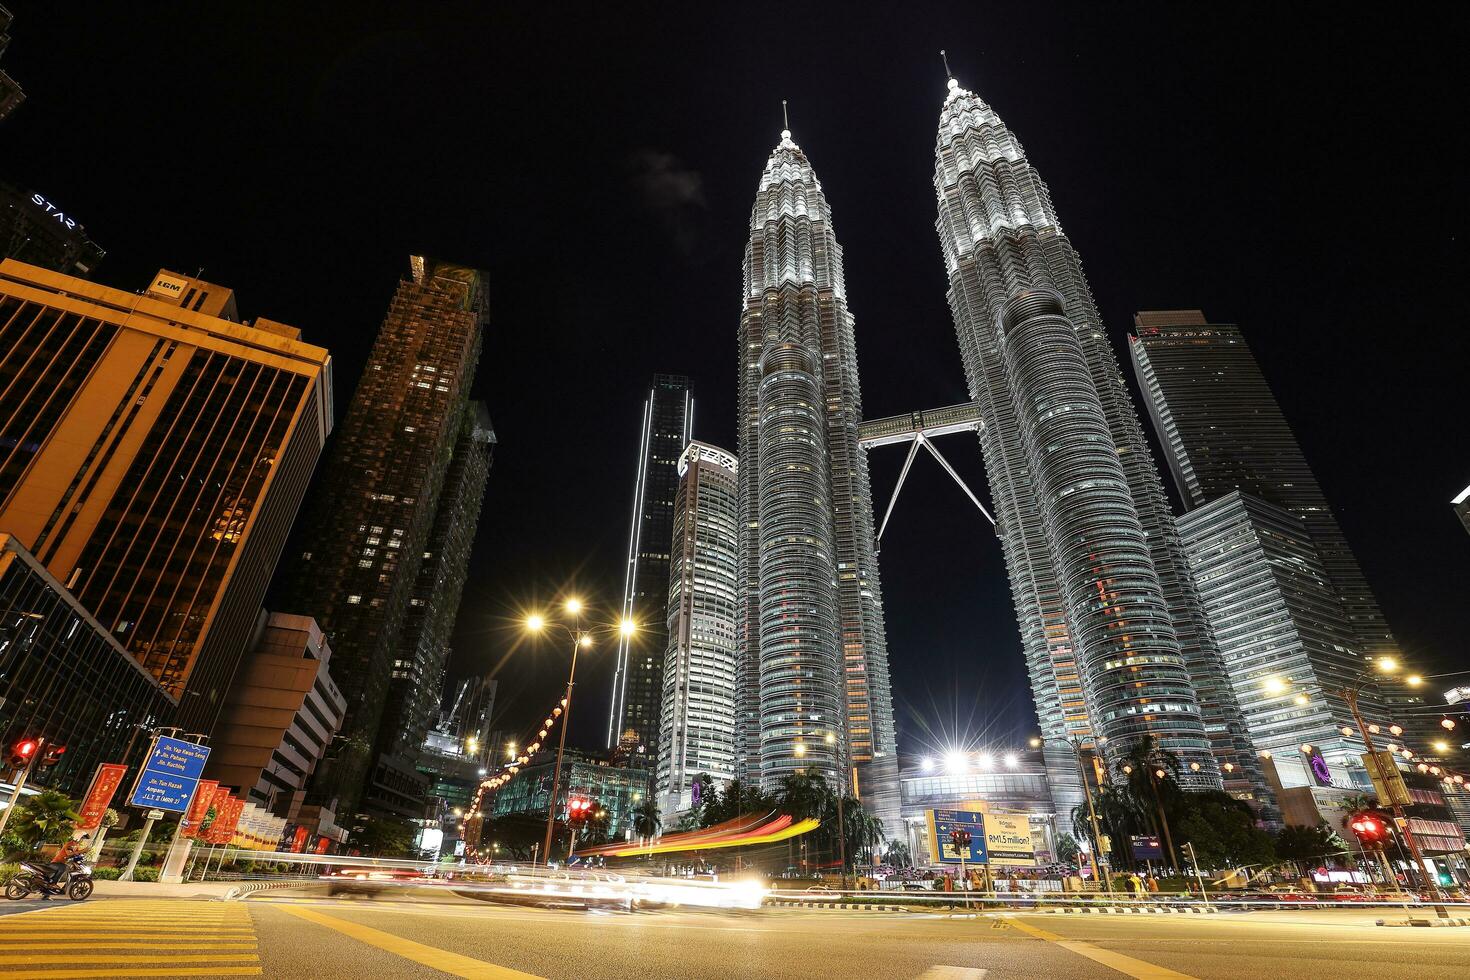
left=120, top=809, right=162, bottom=881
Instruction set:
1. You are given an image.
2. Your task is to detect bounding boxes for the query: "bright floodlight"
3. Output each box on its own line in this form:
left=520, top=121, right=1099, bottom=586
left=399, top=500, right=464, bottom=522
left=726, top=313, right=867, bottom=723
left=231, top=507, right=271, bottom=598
left=1293, top=694, right=1310, bottom=706
left=1003, top=753, right=1018, bottom=768
left=1264, top=677, right=1287, bottom=695
left=1434, top=740, right=1450, bottom=753
left=793, top=742, right=807, bottom=757
left=1028, top=737, right=1041, bottom=748
left=620, top=618, right=637, bottom=637
left=944, top=751, right=968, bottom=774
left=1377, top=657, right=1398, bottom=673
left=920, top=757, right=935, bottom=772
left=1407, top=674, right=1424, bottom=687
left=977, top=753, right=994, bottom=769
left=565, top=597, right=583, bottom=615
left=526, top=614, right=545, bottom=632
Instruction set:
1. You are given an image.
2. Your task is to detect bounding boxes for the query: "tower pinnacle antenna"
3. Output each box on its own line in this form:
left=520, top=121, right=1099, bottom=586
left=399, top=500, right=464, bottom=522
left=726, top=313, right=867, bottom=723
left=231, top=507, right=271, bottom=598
left=940, top=48, right=952, bottom=79
left=782, top=99, right=789, bottom=134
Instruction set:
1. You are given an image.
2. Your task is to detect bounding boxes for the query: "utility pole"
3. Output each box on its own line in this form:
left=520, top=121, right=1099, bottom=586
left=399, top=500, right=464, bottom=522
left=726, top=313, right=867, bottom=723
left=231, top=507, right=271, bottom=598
left=1343, top=686, right=1443, bottom=901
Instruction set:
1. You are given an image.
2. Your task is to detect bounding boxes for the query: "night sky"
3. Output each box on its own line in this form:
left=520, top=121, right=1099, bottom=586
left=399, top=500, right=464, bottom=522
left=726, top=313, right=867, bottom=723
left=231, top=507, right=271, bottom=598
left=5, top=4, right=1465, bottom=759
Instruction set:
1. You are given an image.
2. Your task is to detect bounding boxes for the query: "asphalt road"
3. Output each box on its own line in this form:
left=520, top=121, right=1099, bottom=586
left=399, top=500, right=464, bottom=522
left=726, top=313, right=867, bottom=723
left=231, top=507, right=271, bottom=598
left=0, top=893, right=1468, bottom=978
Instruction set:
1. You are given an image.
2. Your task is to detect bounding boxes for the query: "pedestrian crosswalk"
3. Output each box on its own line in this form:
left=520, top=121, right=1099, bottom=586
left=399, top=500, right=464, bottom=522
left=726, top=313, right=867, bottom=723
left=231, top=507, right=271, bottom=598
left=0, top=899, right=261, bottom=978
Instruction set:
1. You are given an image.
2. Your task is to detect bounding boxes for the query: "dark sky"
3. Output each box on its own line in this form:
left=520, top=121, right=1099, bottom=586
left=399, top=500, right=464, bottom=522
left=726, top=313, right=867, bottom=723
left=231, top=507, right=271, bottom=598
left=6, top=4, right=1466, bottom=759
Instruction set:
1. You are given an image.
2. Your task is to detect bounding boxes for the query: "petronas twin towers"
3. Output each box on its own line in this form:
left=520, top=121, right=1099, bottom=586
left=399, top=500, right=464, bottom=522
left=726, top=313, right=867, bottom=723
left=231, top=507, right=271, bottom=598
left=735, top=70, right=1267, bottom=832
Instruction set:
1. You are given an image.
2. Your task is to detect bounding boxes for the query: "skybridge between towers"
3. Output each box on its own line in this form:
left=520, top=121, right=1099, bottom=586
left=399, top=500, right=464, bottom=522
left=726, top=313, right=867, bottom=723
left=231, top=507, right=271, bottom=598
left=857, top=401, right=995, bottom=539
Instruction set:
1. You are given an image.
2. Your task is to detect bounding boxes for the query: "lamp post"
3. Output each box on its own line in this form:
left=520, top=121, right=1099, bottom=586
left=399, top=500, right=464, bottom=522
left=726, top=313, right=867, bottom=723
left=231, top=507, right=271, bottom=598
left=1266, top=658, right=1444, bottom=900
left=525, top=599, right=636, bottom=868
left=1033, top=735, right=1113, bottom=896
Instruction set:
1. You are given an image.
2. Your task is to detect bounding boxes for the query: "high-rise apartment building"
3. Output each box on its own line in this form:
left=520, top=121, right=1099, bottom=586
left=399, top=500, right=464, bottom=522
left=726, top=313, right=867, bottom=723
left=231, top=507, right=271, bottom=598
left=279, top=256, right=485, bottom=815
left=931, top=76, right=1265, bottom=817
left=656, top=442, right=739, bottom=819
left=0, top=260, right=333, bottom=733
left=737, top=125, right=901, bottom=834
left=607, top=375, right=692, bottom=759
left=1179, top=491, right=1390, bottom=788
left=1129, top=311, right=1396, bottom=660
left=379, top=401, right=494, bottom=758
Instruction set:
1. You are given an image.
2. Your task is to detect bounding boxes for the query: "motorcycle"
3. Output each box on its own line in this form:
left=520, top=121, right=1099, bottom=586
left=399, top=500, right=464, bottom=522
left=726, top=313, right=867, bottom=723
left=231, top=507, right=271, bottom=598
left=5, top=852, right=94, bottom=901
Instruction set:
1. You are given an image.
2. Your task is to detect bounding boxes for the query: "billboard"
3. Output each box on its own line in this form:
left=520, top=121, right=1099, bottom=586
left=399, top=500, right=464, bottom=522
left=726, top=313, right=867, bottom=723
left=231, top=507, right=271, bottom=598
left=1131, top=835, right=1164, bottom=860
left=984, top=812, right=1036, bottom=867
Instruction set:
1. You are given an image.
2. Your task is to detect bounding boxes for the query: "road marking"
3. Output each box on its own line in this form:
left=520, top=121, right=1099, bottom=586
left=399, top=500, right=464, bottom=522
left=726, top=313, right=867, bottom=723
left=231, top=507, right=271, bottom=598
left=280, top=903, right=547, bottom=979
left=1006, top=917, right=1199, bottom=979
left=0, top=969, right=262, bottom=978
left=0, top=953, right=260, bottom=964
left=0, top=898, right=262, bottom=978
left=917, top=968, right=987, bottom=979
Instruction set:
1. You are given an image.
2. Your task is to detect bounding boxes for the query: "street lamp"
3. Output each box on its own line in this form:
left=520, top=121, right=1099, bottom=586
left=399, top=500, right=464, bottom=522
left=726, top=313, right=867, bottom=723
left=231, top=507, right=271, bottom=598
left=524, top=599, right=637, bottom=867
left=1265, top=660, right=1445, bottom=899
left=1032, top=734, right=1114, bottom=896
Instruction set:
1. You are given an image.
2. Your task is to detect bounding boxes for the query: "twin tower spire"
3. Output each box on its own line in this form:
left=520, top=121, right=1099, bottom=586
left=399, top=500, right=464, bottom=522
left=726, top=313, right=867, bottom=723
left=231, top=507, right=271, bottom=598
left=736, top=57, right=1265, bottom=836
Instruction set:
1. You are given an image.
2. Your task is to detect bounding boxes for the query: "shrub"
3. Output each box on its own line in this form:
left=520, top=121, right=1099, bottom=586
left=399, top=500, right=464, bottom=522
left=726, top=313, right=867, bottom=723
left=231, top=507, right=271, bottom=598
left=131, top=867, right=159, bottom=882
left=0, top=863, right=19, bottom=884
left=91, top=867, right=122, bottom=880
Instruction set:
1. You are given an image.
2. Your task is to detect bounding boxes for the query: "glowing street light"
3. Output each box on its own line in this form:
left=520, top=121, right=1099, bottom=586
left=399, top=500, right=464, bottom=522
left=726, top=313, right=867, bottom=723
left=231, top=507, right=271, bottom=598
left=1377, top=657, right=1398, bottom=673
left=565, top=597, right=583, bottom=615
left=525, top=613, right=545, bottom=632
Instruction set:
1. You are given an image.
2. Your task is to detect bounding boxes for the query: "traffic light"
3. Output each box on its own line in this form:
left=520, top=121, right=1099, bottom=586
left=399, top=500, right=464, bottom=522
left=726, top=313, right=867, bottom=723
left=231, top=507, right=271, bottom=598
left=8, top=739, right=37, bottom=769
left=948, top=828, right=972, bottom=851
left=567, top=798, right=594, bottom=826
left=1348, top=811, right=1388, bottom=845
left=39, top=744, right=65, bottom=769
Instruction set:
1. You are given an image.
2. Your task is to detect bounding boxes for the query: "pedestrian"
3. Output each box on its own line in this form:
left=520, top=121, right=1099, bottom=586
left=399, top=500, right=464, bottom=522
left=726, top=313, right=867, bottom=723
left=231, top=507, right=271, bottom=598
left=1146, top=875, right=1159, bottom=894
left=1128, top=873, right=1143, bottom=895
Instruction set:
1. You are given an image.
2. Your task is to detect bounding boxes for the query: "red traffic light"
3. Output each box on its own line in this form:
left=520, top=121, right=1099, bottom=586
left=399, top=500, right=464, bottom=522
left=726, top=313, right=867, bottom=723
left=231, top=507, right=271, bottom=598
left=1348, top=811, right=1387, bottom=843
left=567, top=798, right=594, bottom=824
left=39, top=745, right=66, bottom=768
left=8, top=739, right=37, bottom=769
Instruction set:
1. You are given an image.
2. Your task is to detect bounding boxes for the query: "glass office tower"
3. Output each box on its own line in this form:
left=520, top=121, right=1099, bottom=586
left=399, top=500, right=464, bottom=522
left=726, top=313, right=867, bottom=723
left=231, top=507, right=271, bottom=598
left=608, top=374, right=692, bottom=762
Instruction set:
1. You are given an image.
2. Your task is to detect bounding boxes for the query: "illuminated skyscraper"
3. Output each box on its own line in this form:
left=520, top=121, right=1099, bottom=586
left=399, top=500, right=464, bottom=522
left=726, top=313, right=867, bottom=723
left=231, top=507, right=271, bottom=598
left=608, top=375, right=692, bottom=760
left=1129, top=311, right=1396, bottom=660
left=279, top=256, right=485, bottom=815
left=657, top=442, right=739, bottom=819
left=738, top=124, right=900, bottom=833
left=932, top=74, right=1263, bottom=815
left=0, top=260, right=332, bottom=734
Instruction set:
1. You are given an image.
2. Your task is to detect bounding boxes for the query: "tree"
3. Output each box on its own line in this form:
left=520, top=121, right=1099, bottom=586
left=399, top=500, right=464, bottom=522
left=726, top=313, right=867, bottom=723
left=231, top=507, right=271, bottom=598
left=882, top=840, right=912, bottom=868
left=1054, top=832, right=1081, bottom=867
left=1274, top=824, right=1348, bottom=876
left=348, top=815, right=417, bottom=857
left=631, top=798, right=662, bottom=840
left=1175, top=791, right=1274, bottom=870
left=9, top=790, right=77, bottom=856
left=776, top=773, right=831, bottom=821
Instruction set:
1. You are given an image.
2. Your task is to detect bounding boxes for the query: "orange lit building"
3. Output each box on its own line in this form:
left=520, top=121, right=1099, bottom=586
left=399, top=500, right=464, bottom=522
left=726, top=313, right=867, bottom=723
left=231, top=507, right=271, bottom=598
left=0, top=260, right=332, bottom=733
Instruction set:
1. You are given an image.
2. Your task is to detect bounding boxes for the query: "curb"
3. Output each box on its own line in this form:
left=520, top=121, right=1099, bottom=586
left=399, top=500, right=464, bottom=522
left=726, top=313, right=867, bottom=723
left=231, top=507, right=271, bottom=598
left=766, top=900, right=906, bottom=912
left=223, top=881, right=297, bottom=902
left=1377, top=916, right=1470, bottom=928
left=1037, top=905, right=1217, bottom=915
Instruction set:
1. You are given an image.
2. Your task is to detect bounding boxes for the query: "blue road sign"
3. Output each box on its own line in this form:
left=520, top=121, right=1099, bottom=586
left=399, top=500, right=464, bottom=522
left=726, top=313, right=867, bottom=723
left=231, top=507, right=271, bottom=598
left=1131, top=835, right=1163, bottom=861
left=931, top=809, right=989, bottom=864
left=129, top=735, right=210, bottom=813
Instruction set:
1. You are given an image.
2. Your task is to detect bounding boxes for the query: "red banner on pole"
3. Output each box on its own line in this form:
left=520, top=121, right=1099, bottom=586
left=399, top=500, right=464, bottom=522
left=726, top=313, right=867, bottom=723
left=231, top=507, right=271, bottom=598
left=180, top=780, right=218, bottom=839
left=205, top=795, right=245, bottom=845
left=75, top=764, right=128, bottom=832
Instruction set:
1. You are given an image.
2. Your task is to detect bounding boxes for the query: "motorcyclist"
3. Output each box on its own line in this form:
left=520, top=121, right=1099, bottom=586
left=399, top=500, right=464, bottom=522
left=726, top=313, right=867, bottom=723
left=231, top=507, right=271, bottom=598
left=39, top=836, right=88, bottom=896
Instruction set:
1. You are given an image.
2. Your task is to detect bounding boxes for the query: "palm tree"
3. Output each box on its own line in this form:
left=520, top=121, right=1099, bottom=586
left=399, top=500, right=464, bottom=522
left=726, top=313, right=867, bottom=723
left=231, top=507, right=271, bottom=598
left=632, top=798, right=662, bottom=841
left=9, top=790, right=77, bottom=857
